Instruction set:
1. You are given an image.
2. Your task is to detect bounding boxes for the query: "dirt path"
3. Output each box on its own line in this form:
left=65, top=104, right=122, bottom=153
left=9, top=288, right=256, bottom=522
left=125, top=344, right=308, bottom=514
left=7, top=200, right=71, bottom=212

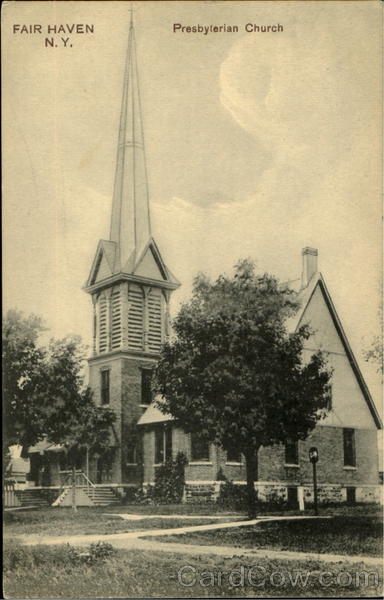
left=8, top=514, right=382, bottom=566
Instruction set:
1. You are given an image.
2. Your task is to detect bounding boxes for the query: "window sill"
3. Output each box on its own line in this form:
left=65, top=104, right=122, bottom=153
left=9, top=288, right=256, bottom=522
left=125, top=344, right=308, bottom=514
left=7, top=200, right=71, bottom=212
left=139, top=404, right=151, bottom=409
left=285, top=463, right=300, bottom=468
left=189, top=461, right=212, bottom=466
left=226, top=462, right=242, bottom=466
left=343, top=466, right=357, bottom=470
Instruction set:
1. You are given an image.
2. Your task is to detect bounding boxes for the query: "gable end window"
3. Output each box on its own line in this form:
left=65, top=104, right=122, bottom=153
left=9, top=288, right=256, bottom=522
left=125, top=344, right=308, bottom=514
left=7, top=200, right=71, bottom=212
left=141, top=369, right=153, bottom=405
left=190, top=434, right=210, bottom=462
left=285, top=440, right=299, bottom=465
left=343, top=428, right=356, bottom=467
left=100, top=369, right=110, bottom=405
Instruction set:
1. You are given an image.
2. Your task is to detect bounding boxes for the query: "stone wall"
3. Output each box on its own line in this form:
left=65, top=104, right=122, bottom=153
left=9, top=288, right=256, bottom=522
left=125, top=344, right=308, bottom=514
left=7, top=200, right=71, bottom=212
left=183, top=481, right=381, bottom=505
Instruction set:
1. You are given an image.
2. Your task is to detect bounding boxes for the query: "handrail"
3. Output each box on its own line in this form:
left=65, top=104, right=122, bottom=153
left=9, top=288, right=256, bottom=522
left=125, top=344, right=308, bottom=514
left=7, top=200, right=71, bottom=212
left=80, top=471, right=95, bottom=487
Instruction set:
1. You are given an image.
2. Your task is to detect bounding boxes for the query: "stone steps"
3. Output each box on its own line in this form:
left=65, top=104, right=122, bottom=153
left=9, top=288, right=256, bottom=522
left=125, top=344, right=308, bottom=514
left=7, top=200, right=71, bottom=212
left=15, top=489, right=50, bottom=507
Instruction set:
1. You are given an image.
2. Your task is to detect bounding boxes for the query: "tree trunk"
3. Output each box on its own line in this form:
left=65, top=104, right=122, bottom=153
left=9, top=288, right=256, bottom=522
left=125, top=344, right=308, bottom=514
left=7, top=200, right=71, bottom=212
left=71, top=464, right=77, bottom=512
left=244, top=449, right=259, bottom=519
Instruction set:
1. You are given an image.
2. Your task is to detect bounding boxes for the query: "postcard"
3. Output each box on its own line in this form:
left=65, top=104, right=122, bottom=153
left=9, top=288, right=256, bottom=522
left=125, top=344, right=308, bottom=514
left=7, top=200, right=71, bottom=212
left=3, top=1, right=382, bottom=598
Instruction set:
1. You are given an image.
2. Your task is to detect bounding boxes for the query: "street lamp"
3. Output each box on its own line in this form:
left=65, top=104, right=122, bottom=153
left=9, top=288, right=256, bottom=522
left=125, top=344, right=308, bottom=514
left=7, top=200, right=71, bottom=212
left=309, top=446, right=319, bottom=516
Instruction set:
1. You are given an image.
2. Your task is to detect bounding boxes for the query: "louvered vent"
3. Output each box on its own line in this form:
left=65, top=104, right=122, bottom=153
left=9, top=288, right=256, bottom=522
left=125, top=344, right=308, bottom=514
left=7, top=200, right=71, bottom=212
left=128, top=286, right=144, bottom=350
left=111, top=289, right=122, bottom=350
left=98, top=295, right=108, bottom=353
left=148, top=290, right=163, bottom=352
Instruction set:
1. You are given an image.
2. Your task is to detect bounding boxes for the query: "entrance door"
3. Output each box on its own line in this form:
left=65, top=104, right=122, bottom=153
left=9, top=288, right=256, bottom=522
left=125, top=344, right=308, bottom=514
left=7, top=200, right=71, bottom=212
left=96, top=456, right=112, bottom=483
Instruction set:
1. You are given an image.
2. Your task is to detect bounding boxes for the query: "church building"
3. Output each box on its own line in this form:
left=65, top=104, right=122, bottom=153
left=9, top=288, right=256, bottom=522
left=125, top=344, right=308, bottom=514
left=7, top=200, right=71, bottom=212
left=82, top=18, right=381, bottom=505
left=24, top=17, right=381, bottom=507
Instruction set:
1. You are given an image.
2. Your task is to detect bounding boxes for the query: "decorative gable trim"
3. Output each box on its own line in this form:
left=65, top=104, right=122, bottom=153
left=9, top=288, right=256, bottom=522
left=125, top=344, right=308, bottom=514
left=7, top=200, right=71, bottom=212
left=85, top=240, right=117, bottom=288
left=133, top=237, right=180, bottom=286
left=295, top=275, right=382, bottom=430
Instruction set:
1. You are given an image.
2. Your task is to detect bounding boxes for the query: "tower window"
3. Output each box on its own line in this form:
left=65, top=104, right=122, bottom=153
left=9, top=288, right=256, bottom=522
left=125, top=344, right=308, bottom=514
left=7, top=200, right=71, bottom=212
left=343, top=428, right=356, bottom=467
left=111, top=289, right=122, bottom=349
left=100, top=369, right=110, bottom=405
left=155, top=427, right=172, bottom=464
left=141, top=369, right=153, bottom=405
left=285, top=440, right=299, bottom=465
left=128, top=285, right=144, bottom=351
left=126, top=440, right=136, bottom=465
left=191, top=434, right=210, bottom=462
left=148, top=290, right=163, bottom=353
left=98, top=296, right=108, bottom=353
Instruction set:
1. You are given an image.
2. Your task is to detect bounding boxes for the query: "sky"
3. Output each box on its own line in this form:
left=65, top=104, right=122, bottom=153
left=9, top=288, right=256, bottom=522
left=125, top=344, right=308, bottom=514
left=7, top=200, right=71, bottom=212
left=3, top=1, right=382, bottom=408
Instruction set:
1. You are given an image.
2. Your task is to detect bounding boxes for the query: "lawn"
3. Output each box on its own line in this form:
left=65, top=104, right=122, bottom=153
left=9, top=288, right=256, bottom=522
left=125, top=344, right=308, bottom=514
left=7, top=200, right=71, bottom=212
left=3, top=507, right=221, bottom=537
left=102, top=502, right=244, bottom=515
left=145, top=515, right=383, bottom=557
left=3, top=543, right=382, bottom=598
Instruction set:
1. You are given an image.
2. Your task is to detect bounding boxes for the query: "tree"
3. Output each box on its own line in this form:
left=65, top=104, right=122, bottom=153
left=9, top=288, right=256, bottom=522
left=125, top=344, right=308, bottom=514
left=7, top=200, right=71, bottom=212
left=40, top=336, right=116, bottom=461
left=155, top=260, right=332, bottom=518
left=3, top=311, right=116, bottom=485
left=3, top=310, right=47, bottom=462
left=363, top=308, right=383, bottom=376
left=363, top=336, right=383, bottom=376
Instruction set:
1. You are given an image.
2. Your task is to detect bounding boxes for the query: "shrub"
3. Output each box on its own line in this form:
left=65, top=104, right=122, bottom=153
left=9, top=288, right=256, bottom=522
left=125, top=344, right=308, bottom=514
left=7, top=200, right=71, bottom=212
left=217, top=478, right=248, bottom=511
left=84, top=542, right=117, bottom=564
left=3, top=542, right=117, bottom=572
left=216, top=467, right=226, bottom=481
left=153, top=452, right=188, bottom=504
left=133, top=484, right=155, bottom=504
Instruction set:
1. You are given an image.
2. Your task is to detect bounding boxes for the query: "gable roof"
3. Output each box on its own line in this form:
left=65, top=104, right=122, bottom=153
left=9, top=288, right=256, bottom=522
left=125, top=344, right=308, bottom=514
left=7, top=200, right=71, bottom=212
left=85, top=236, right=180, bottom=293
left=287, top=272, right=382, bottom=430
left=137, top=395, right=174, bottom=426
left=86, top=239, right=117, bottom=288
left=132, top=237, right=180, bottom=286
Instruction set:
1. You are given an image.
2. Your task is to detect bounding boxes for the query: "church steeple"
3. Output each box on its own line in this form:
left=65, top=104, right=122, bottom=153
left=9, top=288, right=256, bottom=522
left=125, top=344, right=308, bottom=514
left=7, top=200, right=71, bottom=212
left=84, top=14, right=180, bottom=486
left=85, top=15, right=179, bottom=290
left=85, top=14, right=179, bottom=361
left=110, top=14, right=150, bottom=271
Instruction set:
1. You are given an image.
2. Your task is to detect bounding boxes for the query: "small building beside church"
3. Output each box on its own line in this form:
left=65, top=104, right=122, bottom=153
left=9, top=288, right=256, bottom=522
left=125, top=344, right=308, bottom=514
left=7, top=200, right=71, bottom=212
left=25, top=18, right=382, bottom=506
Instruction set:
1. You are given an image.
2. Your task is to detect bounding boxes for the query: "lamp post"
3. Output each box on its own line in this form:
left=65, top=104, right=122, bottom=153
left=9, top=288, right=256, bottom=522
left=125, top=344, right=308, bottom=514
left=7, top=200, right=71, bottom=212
left=309, top=446, right=319, bottom=516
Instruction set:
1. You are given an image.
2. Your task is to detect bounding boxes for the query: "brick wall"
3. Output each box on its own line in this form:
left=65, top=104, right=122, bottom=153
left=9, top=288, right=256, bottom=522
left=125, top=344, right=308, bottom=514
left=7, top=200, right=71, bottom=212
left=298, top=426, right=379, bottom=485
left=89, top=352, right=157, bottom=484
left=142, top=424, right=379, bottom=490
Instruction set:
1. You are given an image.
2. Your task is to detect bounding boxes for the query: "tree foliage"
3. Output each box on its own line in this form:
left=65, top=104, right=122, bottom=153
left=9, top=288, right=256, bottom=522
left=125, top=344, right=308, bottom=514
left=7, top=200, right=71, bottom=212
left=363, top=308, right=383, bottom=376
left=155, top=260, right=333, bottom=517
left=3, top=310, right=115, bottom=462
left=363, top=336, right=383, bottom=376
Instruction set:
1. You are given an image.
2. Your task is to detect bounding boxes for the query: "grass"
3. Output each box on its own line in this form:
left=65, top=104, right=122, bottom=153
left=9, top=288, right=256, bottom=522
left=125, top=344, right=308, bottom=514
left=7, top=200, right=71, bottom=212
left=102, top=502, right=244, bottom=515
left=145, top=515, right=383, bottom=557
left=3, top=507, right=220, bottom=537
left=3, top=543, right=382, bottom=598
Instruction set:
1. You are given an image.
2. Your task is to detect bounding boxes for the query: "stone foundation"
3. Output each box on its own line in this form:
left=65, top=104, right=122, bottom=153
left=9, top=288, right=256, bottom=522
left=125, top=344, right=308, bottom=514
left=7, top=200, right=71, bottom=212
left=182, top=481, right=381, bottom=505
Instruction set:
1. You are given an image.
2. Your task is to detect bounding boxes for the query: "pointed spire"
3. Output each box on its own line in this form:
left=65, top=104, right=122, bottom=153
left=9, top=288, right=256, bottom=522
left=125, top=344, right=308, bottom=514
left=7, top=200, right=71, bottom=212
left=110, top=12, right=151, bottom=272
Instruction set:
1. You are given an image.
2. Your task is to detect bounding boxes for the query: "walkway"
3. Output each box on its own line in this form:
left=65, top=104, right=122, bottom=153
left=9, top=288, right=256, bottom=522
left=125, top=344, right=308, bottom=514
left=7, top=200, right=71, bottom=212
left=10, top=514, right=382, bottom=566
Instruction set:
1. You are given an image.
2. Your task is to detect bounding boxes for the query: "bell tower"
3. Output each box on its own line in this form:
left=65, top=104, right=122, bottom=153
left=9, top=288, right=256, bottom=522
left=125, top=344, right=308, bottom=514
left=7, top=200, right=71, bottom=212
left=84, top=15, right=179, bottom=484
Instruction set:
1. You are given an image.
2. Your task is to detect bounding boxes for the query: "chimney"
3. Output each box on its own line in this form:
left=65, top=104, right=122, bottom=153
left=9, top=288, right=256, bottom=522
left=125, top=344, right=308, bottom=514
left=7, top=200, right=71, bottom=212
left=301, top=247, right=318, bottom=288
